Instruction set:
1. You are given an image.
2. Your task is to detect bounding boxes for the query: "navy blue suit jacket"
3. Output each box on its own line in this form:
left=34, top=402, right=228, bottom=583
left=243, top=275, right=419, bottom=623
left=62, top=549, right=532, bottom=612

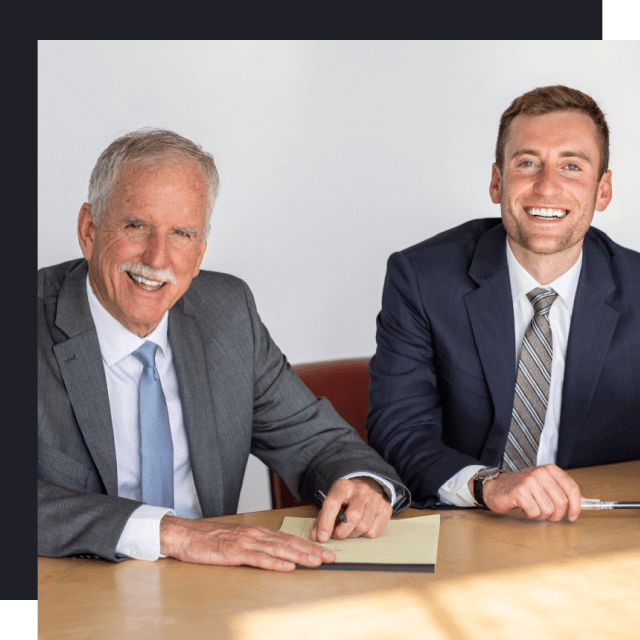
left=367, top=219, right=640, bottom=507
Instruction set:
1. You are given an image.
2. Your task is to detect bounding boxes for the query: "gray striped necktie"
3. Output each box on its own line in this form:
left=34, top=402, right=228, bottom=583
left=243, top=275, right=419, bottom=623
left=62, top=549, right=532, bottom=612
left=502, top=288, right=558, bottom=471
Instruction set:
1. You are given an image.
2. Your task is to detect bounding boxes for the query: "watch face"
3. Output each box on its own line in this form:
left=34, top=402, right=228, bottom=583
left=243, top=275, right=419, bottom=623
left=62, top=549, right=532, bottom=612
left=477, top=467, right=500, bottom=480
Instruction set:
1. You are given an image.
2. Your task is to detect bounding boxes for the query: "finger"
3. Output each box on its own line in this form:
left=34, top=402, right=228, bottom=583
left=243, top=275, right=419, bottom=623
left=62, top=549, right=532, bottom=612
left=347, top=512, right=376, bottom=538
left=533, top=466, right=577, bottom=522
left=315, top=491, right=348, bottom=542
left=514, top=488, right=543, bottom=519
left=331, top=497, right=365, bottom=539
left=246, top=533, right=335, bottom=567
left=242, top=548, right=317, bottom=573
left=546, top=465, right=582, bottom=521
left=538, top=484, right=570, bottom=522
left=524, top=475, right=566, bottom=521
left=501, top=471, right=548, bottom=519
left=237, top=527, right=334, bottom=562
left=540, top=492, right=566, bottom=521
left=344, top=497, right=384, bottom=539
left=310, top=514, right=344, bottom=544
left=276, top=531, right=336, bottom=563
left=346, top=514, right=376, bottom=538
left=361, top=502, right=393, bottom=539
left=526, top=478, right=565, bottom=520
left=546, top=464, right=582, bottom=520
left=249, top=552, right=297, bottom=573
left=567, top=491, right=583, bottom=522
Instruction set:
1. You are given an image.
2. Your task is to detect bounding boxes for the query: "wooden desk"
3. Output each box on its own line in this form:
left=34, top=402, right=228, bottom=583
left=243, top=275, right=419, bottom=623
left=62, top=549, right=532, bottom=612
left=39, top=461, right=640, bottom=639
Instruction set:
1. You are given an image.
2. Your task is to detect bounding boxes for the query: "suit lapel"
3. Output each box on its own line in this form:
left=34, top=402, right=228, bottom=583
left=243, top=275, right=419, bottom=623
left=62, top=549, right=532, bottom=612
left=557, top=236, right=619, bottom=467
left=169, top=303, right=224, bottom=517
left=52, top=262, right=119, bottom=496
left=464, top=224, right=516, bottom=463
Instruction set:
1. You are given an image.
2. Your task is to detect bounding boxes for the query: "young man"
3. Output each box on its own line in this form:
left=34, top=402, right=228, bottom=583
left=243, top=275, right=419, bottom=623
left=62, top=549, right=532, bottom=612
left=367, top=85, right=639, bottom=522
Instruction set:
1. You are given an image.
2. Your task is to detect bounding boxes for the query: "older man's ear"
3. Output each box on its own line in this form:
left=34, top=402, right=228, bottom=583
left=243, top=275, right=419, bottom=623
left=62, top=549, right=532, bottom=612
left=77, top=203, right=96, bottom=261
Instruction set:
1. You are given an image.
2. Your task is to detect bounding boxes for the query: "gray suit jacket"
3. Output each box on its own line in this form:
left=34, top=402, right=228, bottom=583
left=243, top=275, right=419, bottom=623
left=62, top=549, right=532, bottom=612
left=38, top=259, right=409, bottom=561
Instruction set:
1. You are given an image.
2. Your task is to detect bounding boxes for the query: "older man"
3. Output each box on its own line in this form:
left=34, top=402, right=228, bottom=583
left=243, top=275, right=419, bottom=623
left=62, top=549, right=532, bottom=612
left=367, top=85, right=639, bottom=523
left=38, top=129, right=410, bottom=571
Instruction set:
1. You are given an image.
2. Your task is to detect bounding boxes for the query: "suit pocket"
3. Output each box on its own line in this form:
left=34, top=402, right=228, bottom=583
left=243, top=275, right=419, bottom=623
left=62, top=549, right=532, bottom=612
left=437, top=354, right=490, bottom=400
left=38, top=443, right=94, bottom=491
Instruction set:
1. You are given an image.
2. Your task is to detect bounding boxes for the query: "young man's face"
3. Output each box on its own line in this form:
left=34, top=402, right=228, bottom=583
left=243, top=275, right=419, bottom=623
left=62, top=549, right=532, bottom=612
left=490, top=110, right=612, bottom=262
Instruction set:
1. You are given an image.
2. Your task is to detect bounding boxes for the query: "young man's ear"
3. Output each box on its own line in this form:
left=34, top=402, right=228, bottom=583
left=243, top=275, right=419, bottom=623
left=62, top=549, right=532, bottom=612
left=489, top=163, right=502, bottom=205
left=595, top=170, right=613, bottom=212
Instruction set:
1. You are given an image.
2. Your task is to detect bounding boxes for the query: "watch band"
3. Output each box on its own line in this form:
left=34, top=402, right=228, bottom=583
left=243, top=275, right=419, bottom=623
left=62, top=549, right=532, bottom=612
left=473, top=467, right=504, bottom=509
left=473, top=476, right=490, bottom=509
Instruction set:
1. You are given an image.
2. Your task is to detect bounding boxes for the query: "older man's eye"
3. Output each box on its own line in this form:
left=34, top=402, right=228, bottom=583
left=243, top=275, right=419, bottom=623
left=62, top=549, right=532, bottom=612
left=173, top=229, right=195, bottom=241
left=124, top=221, right=150, bottom=238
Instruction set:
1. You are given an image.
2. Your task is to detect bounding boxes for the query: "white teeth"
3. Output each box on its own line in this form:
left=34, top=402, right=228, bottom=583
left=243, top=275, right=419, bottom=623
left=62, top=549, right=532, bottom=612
left=128, top=272, right=164, bottom=290
left=526, top=208, right=567, bottom=219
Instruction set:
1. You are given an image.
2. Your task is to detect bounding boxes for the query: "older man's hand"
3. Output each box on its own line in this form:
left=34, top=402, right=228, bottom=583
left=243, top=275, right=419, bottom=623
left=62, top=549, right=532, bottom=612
left=310, top=476, right=393, bottom=543
left=160, top=516, right=336, bottom=572
left=476, top=464, right=583, bottom=522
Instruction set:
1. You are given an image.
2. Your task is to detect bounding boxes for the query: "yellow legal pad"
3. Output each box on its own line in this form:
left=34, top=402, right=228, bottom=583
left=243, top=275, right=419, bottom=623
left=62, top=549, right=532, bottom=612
left=279, top=514, right=440, bottom=572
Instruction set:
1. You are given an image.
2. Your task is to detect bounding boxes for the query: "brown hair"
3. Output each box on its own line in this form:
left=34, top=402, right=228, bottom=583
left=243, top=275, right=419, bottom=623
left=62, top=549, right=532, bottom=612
left=495, top=85, right=609, bottom=180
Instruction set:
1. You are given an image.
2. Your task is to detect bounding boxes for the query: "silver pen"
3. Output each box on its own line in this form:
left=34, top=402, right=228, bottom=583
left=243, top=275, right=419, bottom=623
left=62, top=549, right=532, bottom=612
left=581, top=498, right=640, bottom=509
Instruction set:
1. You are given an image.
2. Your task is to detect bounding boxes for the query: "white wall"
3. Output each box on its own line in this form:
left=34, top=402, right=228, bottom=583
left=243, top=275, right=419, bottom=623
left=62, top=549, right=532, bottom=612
left=38, top=41, right=640, bottom=513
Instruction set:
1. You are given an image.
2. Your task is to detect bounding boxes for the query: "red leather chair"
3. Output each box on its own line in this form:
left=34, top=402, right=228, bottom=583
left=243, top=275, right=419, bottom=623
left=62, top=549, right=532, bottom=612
left=270, top=357, right=371, bottom=509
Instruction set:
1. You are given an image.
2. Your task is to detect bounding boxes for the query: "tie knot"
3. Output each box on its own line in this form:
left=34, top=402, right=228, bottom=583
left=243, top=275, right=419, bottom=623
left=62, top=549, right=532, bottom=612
left=132, top=341, right=158, bottom=369
left=527, top=288, right=558, bottom=316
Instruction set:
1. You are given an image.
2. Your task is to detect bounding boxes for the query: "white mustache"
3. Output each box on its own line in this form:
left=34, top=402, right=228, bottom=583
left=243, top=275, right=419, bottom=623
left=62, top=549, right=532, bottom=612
left=119, top=262, right=177, bottom=285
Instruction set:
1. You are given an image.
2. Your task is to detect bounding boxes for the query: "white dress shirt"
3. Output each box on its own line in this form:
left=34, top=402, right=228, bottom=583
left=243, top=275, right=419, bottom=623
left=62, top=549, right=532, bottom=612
left=87, top=277, right=206, bottom=559
left=86, top=277, right=396, bottom=560
left=438, top=242, right=583, bottom=506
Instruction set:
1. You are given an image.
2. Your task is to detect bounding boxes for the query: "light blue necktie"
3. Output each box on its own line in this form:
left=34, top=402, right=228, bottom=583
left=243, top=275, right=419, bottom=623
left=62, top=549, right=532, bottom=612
left=132, top=341, right=174, bottom=509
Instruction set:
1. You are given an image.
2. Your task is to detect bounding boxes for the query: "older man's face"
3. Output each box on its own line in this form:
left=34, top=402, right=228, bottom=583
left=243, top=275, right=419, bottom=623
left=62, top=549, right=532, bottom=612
left=78, top=159, right=209, bottom=337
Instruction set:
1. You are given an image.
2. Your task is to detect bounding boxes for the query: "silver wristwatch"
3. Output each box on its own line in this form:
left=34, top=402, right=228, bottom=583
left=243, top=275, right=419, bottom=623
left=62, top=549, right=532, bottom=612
left=472, top=466, right=503, bottom=509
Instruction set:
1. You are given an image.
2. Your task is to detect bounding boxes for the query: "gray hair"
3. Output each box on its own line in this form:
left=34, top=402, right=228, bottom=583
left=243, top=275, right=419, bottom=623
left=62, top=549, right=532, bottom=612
left=87, top=128, right=219, bottom=241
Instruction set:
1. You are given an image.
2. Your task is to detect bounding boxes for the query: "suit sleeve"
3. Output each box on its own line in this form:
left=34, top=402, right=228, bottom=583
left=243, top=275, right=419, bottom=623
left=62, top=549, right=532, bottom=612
left=239, top=282, right=410, bottom=514
left=38, top=348, right=141, bottom=561
left=366, top=252, right=482, bottom=507
left=38, top=268, right=143, bottom=561
left=38, top=479, right=141, bottom=561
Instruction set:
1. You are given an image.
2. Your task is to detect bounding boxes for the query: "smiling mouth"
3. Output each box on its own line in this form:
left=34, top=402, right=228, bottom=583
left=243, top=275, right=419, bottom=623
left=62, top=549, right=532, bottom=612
left=127, top=271, right=166, bottom=291
left=525, top=207, right=568, bottom=220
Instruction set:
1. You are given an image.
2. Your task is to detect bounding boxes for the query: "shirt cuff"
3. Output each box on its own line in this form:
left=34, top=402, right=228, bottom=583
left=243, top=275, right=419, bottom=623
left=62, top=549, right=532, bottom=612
left=340, top=472, right=397, bottom=506
left=438, top=465, right=485, bottom=507
left=116, top=504, right=176, bottom=560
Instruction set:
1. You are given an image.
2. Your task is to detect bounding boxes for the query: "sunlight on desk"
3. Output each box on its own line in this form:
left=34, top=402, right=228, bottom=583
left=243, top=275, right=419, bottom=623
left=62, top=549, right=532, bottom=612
left=231, top=550, right=640, bottom=640
left=230, top=589, right=449, bottom=640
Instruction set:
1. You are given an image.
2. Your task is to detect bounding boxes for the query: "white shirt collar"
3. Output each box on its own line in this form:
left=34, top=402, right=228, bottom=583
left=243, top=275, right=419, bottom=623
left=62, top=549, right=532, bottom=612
left=506, top=241, right=582, bottom=314
left=86, top=275, right=170, bottom=367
